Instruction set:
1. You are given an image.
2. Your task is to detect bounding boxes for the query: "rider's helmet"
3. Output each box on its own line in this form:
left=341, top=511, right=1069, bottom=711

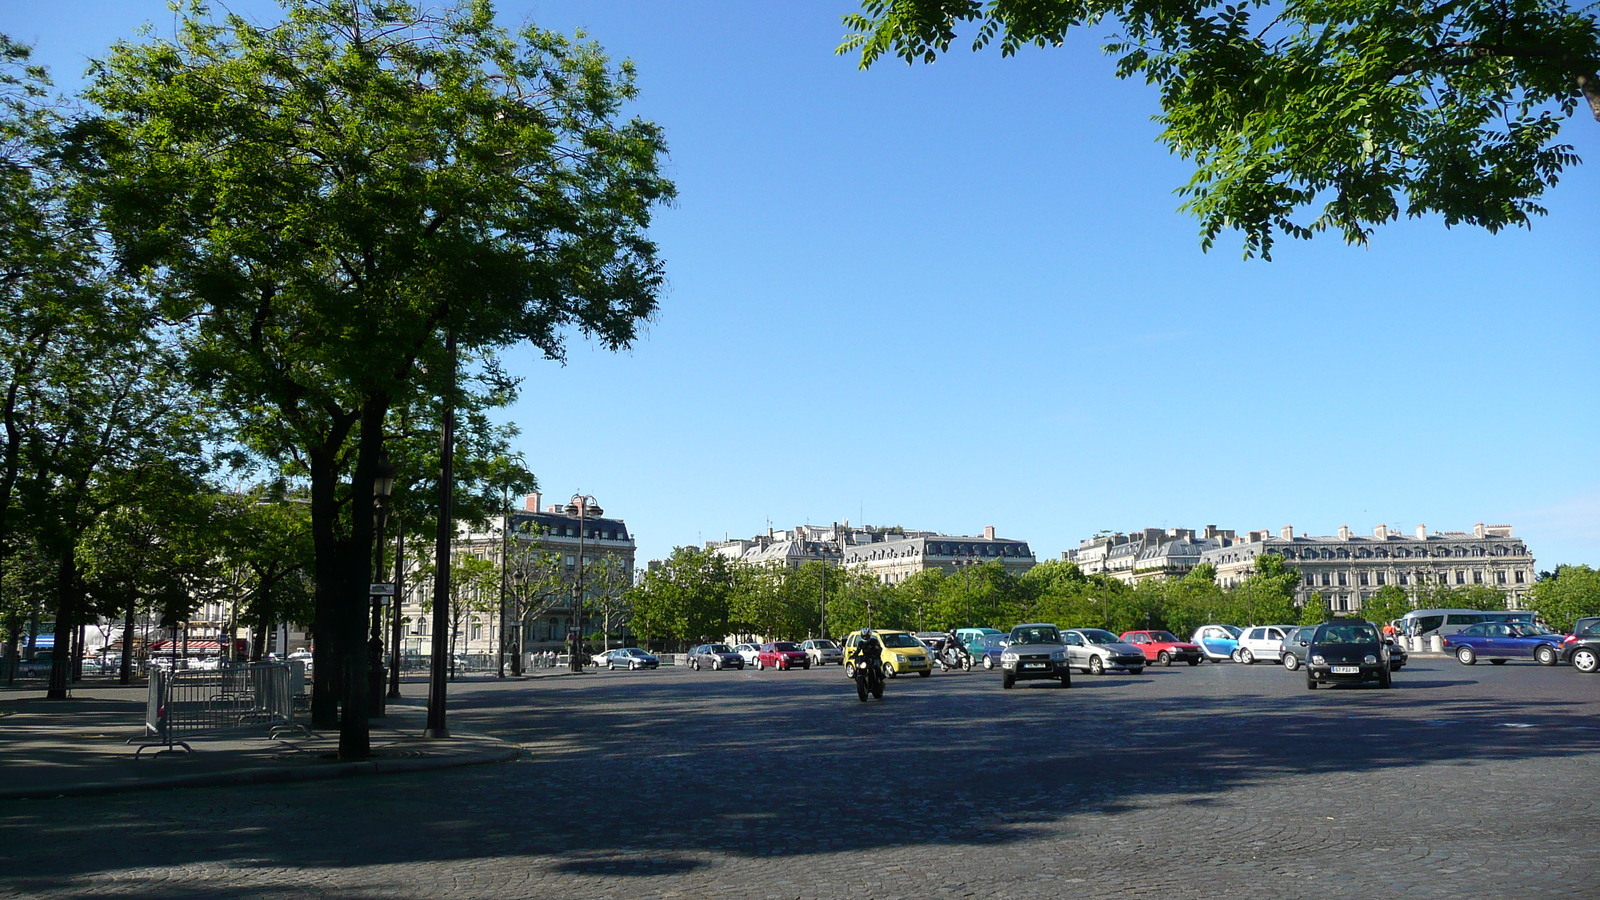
left=858, top=627, right=872, bottom=638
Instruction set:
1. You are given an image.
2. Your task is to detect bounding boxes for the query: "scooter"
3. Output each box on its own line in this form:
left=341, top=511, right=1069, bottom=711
left=851, top=656, right=884, bottom=702
left=937, top=643, right=973, bottom=672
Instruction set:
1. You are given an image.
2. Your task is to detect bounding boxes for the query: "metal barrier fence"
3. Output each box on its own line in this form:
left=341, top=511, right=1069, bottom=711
left=136, top=662, right=302, bottom=757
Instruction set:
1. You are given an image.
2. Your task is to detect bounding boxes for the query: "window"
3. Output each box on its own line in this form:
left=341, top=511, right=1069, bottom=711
left=1376, top=572, right=1386, bottom=586
left=1399, top=573, right=1409, bottom=585
left=1321, top=572, right=1332, bottom=586
left=1456, top=571, right=1466, bottom=585
left=1337, top=572, right=1347, bottom=586
left=1515, top=570, right=1526, bottom=584
left=1358, top=572, right=1368, bottom=586
left=1496, top=571, right=1507, bottom=584
left=565, top=555, right=576, bottom=569
left=1473, top=570, right=1484, bottom=584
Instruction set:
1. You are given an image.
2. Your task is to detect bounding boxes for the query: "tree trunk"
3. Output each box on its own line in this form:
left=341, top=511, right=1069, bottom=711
left=46, top=552, right=78, bottom=700
left=308, top=445, right=343, bottom=730
left=120, top=597, right=135, bottom=684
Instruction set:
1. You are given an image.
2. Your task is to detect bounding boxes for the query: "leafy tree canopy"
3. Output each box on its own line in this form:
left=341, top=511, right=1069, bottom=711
left=841, top=0, right=1600, bottom=258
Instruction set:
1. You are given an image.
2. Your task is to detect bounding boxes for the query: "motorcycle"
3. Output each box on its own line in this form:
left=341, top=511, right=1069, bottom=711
left=851, top=656, right=884, bottom=702
left=937, top=643, right=973, bottom=672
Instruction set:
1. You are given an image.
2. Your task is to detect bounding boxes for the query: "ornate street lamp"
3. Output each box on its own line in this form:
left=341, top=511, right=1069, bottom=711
left=565, top=494, right=603, bottom=673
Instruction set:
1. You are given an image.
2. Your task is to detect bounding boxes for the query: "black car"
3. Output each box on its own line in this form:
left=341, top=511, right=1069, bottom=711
left=686, top=643, right=744, bottom=671
left=1560, top=617, right=1600, bottom=674
left=1305, top=618, right=1392, bottom=689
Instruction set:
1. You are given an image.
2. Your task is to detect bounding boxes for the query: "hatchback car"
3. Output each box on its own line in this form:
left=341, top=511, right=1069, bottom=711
left=597, top=648, right=660, bottom=671
left=1560, top=617, right=1600, bottom=673
left=1234, top=625, right=1294, bottom=664
left=1442, top=622, right=1570, bottom=666
left=1062, top=629, right=1147, bottom=675
left=843, top=630, right=933, bottom=677
left=1305, top=619, right=1391, bottom=689
left=799, top=638, right=843, bottom=666
left=1190, top=625, right=1242, bottom=661
left=687, top=643, right=744, bottom=671
left=1279, top=626, right=1313, bottom=671
left=1120, top=630, right=1203, bottom=666
left=733, top=643, right=762, bottom=667
left=755, top=641, right=809, bottom=670
left=976, top=633, right=1009, bottom=669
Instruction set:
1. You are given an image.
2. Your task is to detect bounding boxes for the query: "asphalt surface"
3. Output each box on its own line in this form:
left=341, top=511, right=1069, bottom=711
left=2, top=656, right=1596, bottom=899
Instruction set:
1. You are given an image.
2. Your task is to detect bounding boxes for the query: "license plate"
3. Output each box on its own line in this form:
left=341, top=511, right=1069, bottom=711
left=1023, top=663, right=1047, bottom=669
left=1332, top=665, right=1359, bottom=674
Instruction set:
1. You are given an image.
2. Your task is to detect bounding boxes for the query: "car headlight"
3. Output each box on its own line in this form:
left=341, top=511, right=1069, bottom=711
left=1051, top=650, right=1067, bottom=661
left=1364, top=654, right=1378, bottom=665
left=1311, top=655, right=1326, bottom=666
left=894, top=654, right=906, bottom=662
left=1001, top=651, right=1017, bottom=662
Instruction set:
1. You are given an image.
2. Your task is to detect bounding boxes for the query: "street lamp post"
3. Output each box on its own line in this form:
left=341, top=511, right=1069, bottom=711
left=953, top=557, right=980, bottom=627
left=368, top=455, right=395, bottom=717
left=565, top=494, right=603, bottom=673
left=387, top=522, right=404, bottom=699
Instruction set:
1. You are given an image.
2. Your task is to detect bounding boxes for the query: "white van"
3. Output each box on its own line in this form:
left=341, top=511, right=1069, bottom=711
left=1401, top=608, right=1534, bottom=638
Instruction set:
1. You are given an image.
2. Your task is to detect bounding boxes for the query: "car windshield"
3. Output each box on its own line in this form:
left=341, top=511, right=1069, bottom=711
left=1079, top=629, right=1120, bottom=644
left=879, top=633, right=923, bottom=649
left=706, top=644, right=730, bottom=653
left=1151, top=632, right=1178, bottom=642
left=1011, top=627, right=1061, bottom=645
left=625, top=649, right=648, bottom=657
left=813, top=640, right=837, bottom=649
left=1506, top=624, right=1553, bottom=637
left=1317, top=624, right=1379, bottom=644
left=773, top=642, right=800, bottom=651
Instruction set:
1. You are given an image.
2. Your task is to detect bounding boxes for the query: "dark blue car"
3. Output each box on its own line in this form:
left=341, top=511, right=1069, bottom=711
left=1441, top=622, right=1568, bottom=666
left=976, top=634, right=1009, bottom=670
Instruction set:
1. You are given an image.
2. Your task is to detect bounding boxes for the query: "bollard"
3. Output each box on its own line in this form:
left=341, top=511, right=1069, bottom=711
left=1429, top=634, right=1443, bottom=653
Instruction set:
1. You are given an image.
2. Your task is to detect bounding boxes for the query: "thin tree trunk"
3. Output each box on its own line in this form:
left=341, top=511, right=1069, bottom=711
left=120, top=597, right=135, bottom=684
left=46, top=552, right=77, bottom=699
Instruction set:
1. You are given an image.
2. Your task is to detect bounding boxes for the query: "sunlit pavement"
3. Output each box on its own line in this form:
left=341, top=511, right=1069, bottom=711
left=3, top=658, right=1596, bottom=899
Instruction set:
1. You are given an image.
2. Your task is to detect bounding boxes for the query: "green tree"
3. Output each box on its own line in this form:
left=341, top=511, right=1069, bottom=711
left=1226, top=554, right=1301, bottom=626
left=1300, top=592, right=1331, bottom=625
left=841, top=0, right=1600, bottom=258
left=1363, top=584, right=1413, bottom=626
left=932, top=561, right=1019, bottom=630
left=1529, top=565, right=1600, bottom=632
left=627, top=547, right=737, bottom=647
left=75, top=0, right=673, bottom=756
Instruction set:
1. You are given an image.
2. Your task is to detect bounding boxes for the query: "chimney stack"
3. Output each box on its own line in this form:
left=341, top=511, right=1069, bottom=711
left=1474, top=522, right=1486, bottom=538
left=1338, top=525, right=1351, bottom=540
left=525, top=491, right=541, bottom=512
left=1281, top=525, right=1294, bottom=540
left=1374, top=524, right=1388, bottom=540
left=983, top=525, right=996, bottom=540
left=1416, top=524, right=1427, bottom=539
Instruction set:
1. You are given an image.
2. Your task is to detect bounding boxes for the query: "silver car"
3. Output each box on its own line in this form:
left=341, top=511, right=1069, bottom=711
left=799, top=639, right=843, bottom=666
left=1063, top=629, right=1147, bottom=675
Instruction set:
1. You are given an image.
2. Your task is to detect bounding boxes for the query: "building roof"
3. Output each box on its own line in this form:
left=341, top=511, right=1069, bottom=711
left=511, top=510, right=631, bottom=542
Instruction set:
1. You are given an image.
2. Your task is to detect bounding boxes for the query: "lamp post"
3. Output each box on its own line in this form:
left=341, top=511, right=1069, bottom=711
left=387, top=521, right=404, bottom=699
left=368, top=455, right=395, bottom=717
left=953, top=557, right=980, bottom=627
left=565, top=494, right=602, bottom=673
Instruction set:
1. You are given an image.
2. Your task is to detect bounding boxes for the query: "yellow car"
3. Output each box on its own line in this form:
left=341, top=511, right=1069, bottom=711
left=843, top=629, right=933, bottom=678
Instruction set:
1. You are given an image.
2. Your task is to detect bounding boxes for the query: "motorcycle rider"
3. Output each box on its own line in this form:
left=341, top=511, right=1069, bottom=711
left=942, top=628, right=971, bottom=669
left=852, top=627, right=884, bottom=700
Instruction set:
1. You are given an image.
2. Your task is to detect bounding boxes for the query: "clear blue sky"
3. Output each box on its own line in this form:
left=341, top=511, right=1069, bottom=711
left=8, top=1, right=1598, bottom=571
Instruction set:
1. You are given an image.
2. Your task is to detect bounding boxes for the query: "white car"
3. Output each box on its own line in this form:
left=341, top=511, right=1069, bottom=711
left=1234, top=625, right=1294, bottom=664
left=799, top=639, right=843, bottom=666
left=733, top=643, right=761, bottom=667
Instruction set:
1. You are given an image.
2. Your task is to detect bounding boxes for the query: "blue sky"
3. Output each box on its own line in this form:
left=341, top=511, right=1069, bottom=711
left=7, top=1, right=1598, bottom=571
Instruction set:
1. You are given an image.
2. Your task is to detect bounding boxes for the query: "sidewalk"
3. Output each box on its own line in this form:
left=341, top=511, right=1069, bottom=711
left=0, top=681, right=527, bottom=802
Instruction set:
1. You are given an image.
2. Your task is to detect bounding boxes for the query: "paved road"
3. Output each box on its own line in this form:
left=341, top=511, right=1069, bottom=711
left=3, top=657, right=1596, bottom=899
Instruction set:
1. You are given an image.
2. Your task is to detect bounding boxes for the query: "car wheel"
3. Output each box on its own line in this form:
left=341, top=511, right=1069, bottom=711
left=1283, top=653, right=1300, bottom=671
left=1187, top=658, right=1200, bottom=666
left=608, top=663, right=615, bottom=670
left=756, top=658, right=763, bottom=670
left=692, top=659, right=700, bottom=671
left=1306, top=673, right=1317, bottom=690
left=919, top=669, right=930, bottom=677
left=1572, top=648, right=1599, bottom=673
left=1058, top=672, right=1071, bottom=688
left=883, top=662, right=897, bottom=679
left=1001, top=670, right=1015, bottom=689
left=1535, top=645, right=1557, bottom=667
left=1240, top=648, right=1255, bottom=665
left=1378, top=668, right=1392, bottom=689
left=1490, top=659, right=1508, bottom=665
left=1089, top=656, right=1105, bottom=676
left=1456, top=646, right=1477, bottom=666
left=1230, top=649, right=1242, bottom=663
left=1129, top=667, right=1144, bottom=675
left=1157, top=651, right=1172, bottom=667
left=983, top=657, right=994, bottom=670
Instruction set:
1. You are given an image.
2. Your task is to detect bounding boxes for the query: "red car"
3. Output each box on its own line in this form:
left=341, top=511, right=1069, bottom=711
left=1119, top=630, right=1204, bottom=666
left=755, top=641, right=809, bottom=670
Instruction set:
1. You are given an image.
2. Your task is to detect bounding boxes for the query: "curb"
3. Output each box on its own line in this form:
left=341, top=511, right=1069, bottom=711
left=0, top=744, right=524, bottom=802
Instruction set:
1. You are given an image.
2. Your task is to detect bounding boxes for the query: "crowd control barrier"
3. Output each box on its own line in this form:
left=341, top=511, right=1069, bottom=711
left=136, top=662, right=303, bottom=758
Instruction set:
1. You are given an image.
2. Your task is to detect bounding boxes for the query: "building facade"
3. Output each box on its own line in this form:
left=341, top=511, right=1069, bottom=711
left=1063, top=526, right=1236, bottom=584
left=1199, top=523, right=1536, bottom=612
left=844, top=526, right=1037, bottom=585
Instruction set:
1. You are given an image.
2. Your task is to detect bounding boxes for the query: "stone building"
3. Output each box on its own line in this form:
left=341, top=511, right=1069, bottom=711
left=844, top=526, right=1037, bottom=585
left=1063, top=526, right=1235, bottom=584
left=397, top=492, right=637, bottom=661
left=1199, top=523, right=1536, bottom=612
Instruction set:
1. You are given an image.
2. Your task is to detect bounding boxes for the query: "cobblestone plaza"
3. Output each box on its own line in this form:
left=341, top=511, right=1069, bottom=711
left=3, top=659, right=1596, bottom=899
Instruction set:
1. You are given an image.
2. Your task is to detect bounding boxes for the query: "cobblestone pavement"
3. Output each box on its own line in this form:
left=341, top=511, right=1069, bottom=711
left=2, top=657, right=1596, bottom=899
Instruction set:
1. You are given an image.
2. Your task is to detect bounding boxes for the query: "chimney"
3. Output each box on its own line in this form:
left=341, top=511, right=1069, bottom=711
left=1374, top=524, right=1388, bottom=540
left=525, top=491, right=541, bottom=512
left=547, top=505, right=561, bottom=513
left=1416, top=524, right=1427, bottom=539
left=1338, top=525, right=1351, bottom=540
left=1281, top=525, right=1293, bottom=540
left=1474, top=522, right=1486, bottom=538
left=983, top=525, right=996, bottom=540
